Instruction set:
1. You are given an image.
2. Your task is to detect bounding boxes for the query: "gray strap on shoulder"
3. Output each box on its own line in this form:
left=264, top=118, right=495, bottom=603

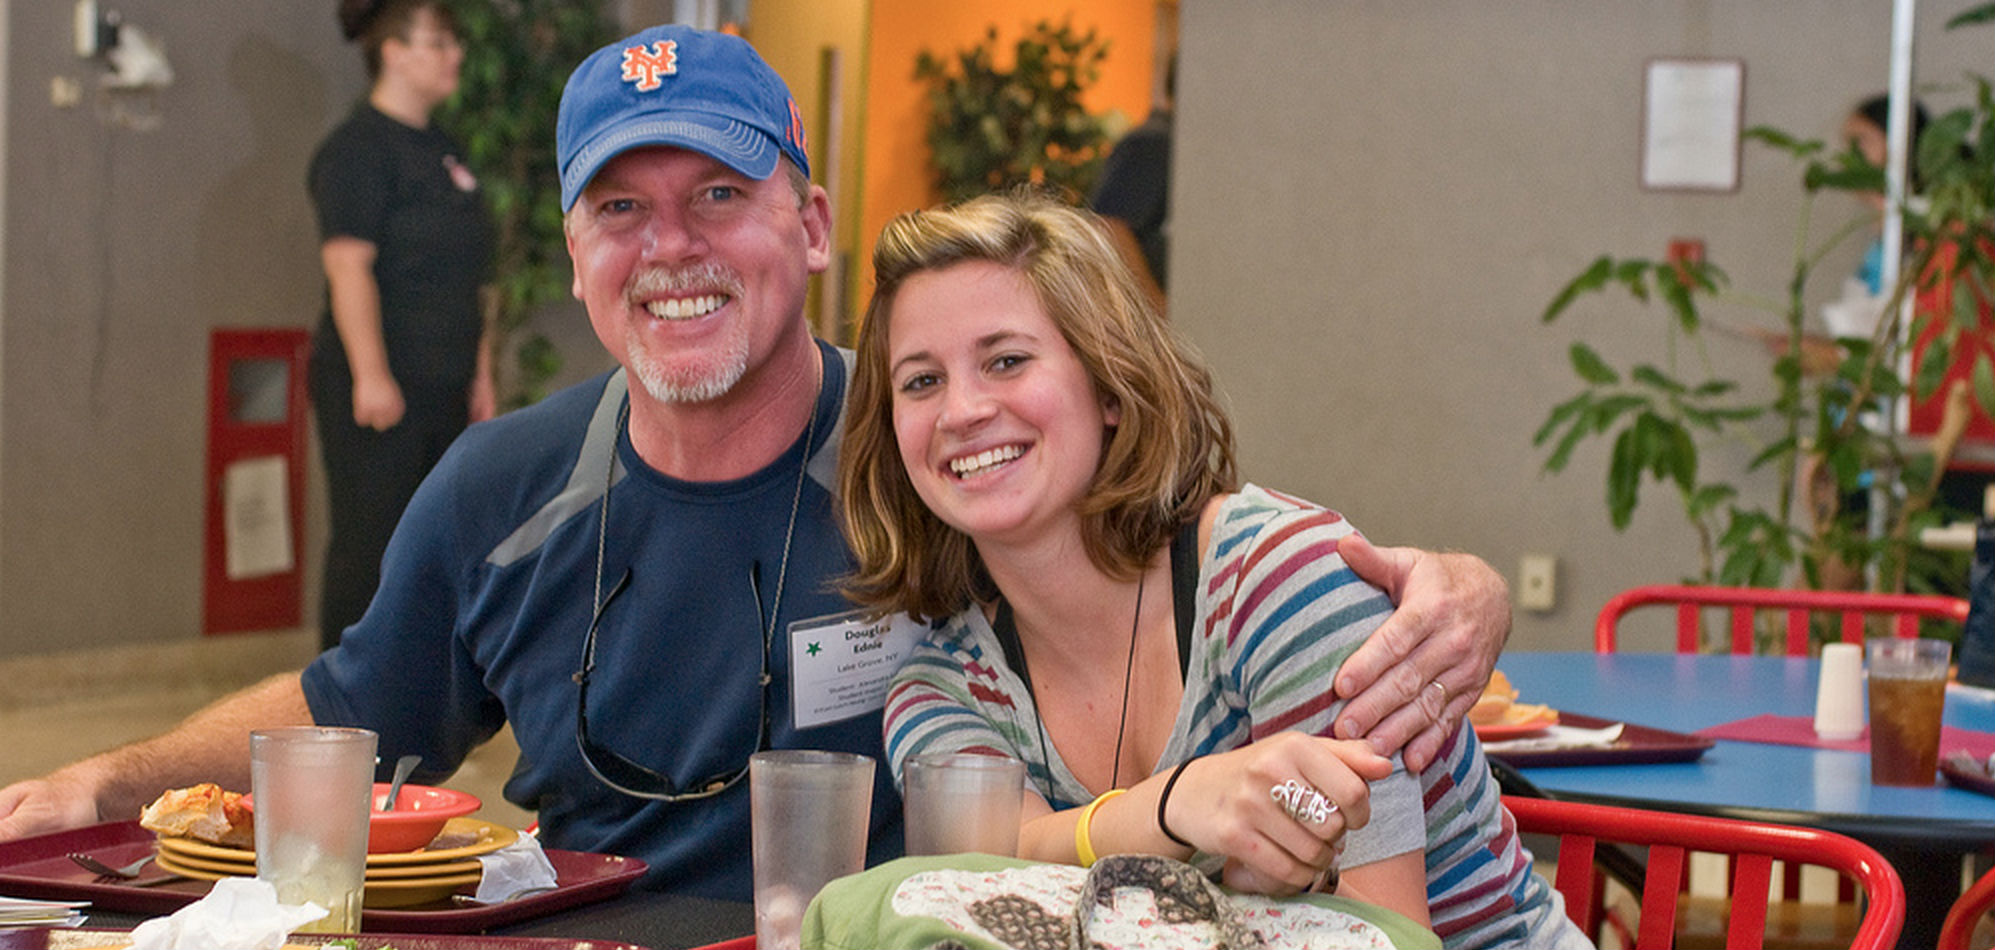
left=487, top=370, right=628, bottom=568
left=807, top=348, right=856, bottom=492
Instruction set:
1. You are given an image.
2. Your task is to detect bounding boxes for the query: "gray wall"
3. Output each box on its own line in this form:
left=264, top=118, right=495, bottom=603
left=2, top=3, right=357, bottom=653
left=1174, top=1, right=1987, bottom=652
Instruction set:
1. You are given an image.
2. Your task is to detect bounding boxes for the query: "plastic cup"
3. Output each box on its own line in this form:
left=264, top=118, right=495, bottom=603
left=1814, top=642, right=1865, bottom=741
left=903, top=753, right=1025, bottom=858
left=750, top=750, right=874, bottom=950
left=250, top=727, right=377, bottom=933
left=1865, top=638, right=1951, bottom=786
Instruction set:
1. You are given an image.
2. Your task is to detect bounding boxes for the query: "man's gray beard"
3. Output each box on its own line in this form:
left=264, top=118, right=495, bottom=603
left=628, top=340, right=748, bottom=404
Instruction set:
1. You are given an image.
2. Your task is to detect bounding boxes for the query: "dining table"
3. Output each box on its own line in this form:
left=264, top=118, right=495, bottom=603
left=74, top=890, right=754, bottom=949
left=1494, top=650, right=1995, bottom=950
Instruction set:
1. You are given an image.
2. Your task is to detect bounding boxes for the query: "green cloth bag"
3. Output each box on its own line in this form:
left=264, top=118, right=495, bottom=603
left=802, top=853, right=1441, bottom=950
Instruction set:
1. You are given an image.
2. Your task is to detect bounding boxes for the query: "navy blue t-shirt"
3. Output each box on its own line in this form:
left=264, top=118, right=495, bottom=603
left=301, top=343, right=903, bottom=899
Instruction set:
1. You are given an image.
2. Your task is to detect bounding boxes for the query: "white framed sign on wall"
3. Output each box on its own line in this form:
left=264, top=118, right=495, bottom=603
left=1641, top=58, right=1745, bottom=192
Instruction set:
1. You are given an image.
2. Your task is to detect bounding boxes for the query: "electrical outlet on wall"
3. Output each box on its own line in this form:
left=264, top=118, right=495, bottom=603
left=1518, top=554, right=1557, bottom=612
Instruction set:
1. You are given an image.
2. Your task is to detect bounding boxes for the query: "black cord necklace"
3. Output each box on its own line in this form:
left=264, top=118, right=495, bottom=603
left=1013, top=571, right=1146, bottom=795
left=1108, top=573, right=1145, bottom=788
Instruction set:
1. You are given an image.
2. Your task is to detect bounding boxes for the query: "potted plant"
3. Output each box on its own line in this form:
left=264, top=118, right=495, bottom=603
left=1535, top=7, right=1995, bottom=607
left=915, top=19, right=1115, bottom=204
left=438, top=1, right=616, bottom=406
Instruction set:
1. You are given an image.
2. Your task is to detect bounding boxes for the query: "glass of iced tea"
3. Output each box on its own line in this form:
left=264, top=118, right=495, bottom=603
left=1865, top=638, right=1951, bottom=786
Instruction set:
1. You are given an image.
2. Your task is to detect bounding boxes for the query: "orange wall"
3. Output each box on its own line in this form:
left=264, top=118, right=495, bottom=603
left=855, top=1, right=1161, bottom=333
left=743, top=0, right=871, bottom=340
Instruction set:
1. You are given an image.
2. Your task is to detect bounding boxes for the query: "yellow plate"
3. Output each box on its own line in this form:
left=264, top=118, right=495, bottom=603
left=148, top=848, right=480, bottom=880
left=154, top=853, right=482, bottom=908
left=154, top=817, right=515, bottom=867
left=360, top=870, right=484, bottom=908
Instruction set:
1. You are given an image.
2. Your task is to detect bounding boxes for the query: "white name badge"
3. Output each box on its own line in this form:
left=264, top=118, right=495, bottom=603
left=788, top=610, right=926, bottom=730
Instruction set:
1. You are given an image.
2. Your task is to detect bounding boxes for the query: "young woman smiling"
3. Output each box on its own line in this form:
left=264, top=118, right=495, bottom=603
left=838, top=192, right=1586, bottom=949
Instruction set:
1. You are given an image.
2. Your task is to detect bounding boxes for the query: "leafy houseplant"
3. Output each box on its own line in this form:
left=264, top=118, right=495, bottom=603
left=915, top=20, right=1114, bottom=204
left=438, top=1, right=616, bottom=406
left=1535, top=8, right=1995, bottom=612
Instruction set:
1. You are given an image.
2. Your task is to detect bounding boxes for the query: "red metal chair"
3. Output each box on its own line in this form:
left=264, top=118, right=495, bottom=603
left=1594, top=584, right=1968, bottom=655
left=1505, top=795, right=1906, bottom=950
left=1942, top=864, right=1995, bottom=949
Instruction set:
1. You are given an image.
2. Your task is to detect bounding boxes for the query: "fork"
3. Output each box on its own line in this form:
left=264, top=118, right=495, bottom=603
left=66, top=852, right=155, bottom=881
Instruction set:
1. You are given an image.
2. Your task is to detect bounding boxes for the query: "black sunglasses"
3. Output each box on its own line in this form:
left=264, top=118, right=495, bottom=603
left=573, top=563, right=773, bottom=801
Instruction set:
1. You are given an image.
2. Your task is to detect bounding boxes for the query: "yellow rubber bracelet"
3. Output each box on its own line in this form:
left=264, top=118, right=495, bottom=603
left=1074, top=788, right=1126, bottom=867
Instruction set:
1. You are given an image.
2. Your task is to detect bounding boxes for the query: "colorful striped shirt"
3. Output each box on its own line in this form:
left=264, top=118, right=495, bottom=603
left=883, top=484, right=1586, bottom=950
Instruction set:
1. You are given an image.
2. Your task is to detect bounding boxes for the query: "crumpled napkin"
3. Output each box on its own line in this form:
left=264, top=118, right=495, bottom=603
left=472, top=831, right=559, bottom=904
left=1481, top=721, right=1626, bottom=754
left=127, top=877, right=326, bottom=950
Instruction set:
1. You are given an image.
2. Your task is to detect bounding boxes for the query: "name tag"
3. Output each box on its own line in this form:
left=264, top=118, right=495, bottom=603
left=788, top=610, right=925, bottom=730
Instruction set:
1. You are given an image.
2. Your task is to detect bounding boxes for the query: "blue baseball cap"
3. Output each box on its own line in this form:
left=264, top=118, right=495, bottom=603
left=557, top=26, right=811, bottom=212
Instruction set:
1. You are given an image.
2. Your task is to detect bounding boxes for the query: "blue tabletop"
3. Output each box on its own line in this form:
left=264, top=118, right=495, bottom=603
left=1497, top=651, right=1995, bottom=849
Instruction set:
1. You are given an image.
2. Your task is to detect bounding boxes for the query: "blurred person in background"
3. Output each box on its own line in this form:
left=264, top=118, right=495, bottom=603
left=309, top=0, right=497, bottom=650
left=1089, top=54, right=1174, bottom=314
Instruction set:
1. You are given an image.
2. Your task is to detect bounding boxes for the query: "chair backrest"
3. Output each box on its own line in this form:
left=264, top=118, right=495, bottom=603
left=1504, top=795, right=1905, bottom=950
left=1942, top=863, right=1995, bottom=949
left=1593, top=584, right=1968, bottom=655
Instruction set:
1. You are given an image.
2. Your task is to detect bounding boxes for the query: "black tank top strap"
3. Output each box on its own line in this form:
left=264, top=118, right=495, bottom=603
left=1170, top=519, right=1199, bottom=683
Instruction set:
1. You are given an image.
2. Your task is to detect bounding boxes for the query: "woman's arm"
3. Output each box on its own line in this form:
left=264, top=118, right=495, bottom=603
left=1201, top=497, right=1436, bottom=922
left=322, top=236, right=404, bottom=430
left=1016, top=734, right=1391, bottom=893
left=1327, top=852, right=1432, bottom=928
left=469, top=285, right=499, bottom=422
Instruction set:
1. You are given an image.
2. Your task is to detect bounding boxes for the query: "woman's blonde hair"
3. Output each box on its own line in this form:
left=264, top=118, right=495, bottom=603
left=839, top=191, right=1238, bottom=621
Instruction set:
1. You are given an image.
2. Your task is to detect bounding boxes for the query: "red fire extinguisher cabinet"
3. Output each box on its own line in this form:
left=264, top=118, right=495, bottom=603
left=203, top=329, right=309, bottom=634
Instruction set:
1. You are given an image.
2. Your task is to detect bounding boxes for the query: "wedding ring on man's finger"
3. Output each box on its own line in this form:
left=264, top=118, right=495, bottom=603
left=1270, top=779, right=1337, bottom=825
left=1426, top=680, right=1448, bottom=706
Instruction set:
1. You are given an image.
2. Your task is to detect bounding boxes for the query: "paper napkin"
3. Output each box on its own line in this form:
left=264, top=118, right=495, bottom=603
left=0, top=895, right=88, bottom=928
left=472, top=830, right=559, bottom=904
left=1480, top=721, right=1626, bottom=755
left=126, top=877, right=326, bottom=950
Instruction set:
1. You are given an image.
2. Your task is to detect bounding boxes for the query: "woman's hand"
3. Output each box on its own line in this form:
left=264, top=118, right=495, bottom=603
left=1160, top=733, right=1391, bottom=893
left=352, top=370, right=406, bottom=431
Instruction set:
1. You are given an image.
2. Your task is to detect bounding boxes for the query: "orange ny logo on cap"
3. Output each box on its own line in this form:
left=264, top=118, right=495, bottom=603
left=621, top=40, right=678, bottom=92
left=786, top=99, right=808, bottom=155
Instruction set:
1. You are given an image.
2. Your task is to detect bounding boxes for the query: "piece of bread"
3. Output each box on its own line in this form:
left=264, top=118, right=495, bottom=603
left=1468, top=670, right=1518, bottom=725
left=137, top=782, right=254, bottom=848
left=1469, top=670, right=1556, bottom=727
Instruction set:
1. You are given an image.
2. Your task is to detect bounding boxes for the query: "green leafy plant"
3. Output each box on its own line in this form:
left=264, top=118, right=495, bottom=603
left=915, top=20, right=1113, bottom=203
left=438, top=1, right=616, bottom=406
left=1536, top=7, right=1995, bottom=606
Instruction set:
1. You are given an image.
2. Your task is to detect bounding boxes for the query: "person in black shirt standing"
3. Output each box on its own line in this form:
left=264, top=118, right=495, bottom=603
left=308, top=0, right=496, bottom=650
left=1089, top=54, right=1175, bottom=314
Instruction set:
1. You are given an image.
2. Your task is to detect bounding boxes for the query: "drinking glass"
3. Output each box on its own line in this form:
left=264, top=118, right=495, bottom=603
left=750, top=750, right=874, bottom=950
left=1865, top=638, right=1950, bottom=786
left=903, top=752, right=1024, bottom=857
left=250, top=727, right=377, bottom=933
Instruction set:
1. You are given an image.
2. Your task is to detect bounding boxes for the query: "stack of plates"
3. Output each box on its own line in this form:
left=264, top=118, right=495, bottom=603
left=152, top=817, right=517, bottom=908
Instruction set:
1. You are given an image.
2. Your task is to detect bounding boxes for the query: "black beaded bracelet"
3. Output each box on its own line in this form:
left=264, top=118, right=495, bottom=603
left=1156, top=756, right=1198, bottom=849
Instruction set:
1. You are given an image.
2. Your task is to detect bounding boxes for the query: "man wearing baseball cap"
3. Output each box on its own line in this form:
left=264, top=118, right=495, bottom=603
left=0, top=25, right=1515, bottom=903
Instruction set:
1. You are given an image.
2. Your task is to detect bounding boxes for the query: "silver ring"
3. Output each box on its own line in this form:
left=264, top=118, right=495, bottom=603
left=1426, top=680, right=1448, bottom=704
left=1269, top=779, right=1337, bottom=825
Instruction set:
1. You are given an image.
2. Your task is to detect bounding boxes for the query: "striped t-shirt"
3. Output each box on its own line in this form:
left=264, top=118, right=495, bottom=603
left=883, top=484, right=1585, bottom=949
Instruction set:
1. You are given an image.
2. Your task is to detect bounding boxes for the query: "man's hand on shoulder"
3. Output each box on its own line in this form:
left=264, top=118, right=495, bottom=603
left=1329, top=533, right=1510, bottom=772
